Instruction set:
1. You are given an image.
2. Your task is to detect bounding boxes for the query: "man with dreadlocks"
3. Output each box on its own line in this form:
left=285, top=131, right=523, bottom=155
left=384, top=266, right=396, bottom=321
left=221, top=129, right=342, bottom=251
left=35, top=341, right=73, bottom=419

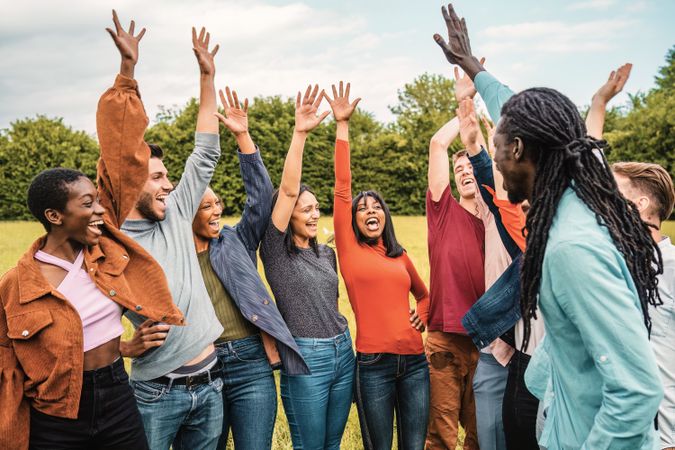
left=434, top=4, right=664, bottom=449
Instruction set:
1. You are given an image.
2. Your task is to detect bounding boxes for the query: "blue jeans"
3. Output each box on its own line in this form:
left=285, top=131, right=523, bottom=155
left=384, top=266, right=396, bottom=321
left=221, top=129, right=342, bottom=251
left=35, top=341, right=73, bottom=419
left=281, top=329, right=355, bottom=450
left=355, top=352, right=430, bottom=450
left=474, top=352, right=508, bottom=450
left=131, top=370, right=224, bottom=450
left=215, top=335, right=277, bottom=450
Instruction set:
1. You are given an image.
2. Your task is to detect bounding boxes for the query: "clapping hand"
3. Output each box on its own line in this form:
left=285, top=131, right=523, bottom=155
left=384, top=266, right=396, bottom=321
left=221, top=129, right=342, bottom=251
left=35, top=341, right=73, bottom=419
left=215, top=87, right=249, bottom=136
left=294, top=85, right=331, bottom=134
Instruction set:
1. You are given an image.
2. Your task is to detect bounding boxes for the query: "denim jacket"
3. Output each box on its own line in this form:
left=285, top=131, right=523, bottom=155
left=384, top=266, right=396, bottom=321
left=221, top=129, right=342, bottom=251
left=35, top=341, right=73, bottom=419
left=208, top=149, right=310, bottom=375
left=461, top=146, right=523, bottom=348
left=461, top=73, right=524, bottom=349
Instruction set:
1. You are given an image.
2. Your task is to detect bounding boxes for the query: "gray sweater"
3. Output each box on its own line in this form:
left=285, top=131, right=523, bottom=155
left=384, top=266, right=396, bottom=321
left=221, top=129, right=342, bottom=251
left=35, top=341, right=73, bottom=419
left=122, top=132, right=224, bottom=381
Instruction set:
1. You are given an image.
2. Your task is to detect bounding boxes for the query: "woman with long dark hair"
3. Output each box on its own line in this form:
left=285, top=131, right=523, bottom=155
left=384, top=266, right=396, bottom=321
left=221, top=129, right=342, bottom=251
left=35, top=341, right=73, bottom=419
left=328, top=81, right=430, bottom=450
left=259, top=85, right=354, bottom=449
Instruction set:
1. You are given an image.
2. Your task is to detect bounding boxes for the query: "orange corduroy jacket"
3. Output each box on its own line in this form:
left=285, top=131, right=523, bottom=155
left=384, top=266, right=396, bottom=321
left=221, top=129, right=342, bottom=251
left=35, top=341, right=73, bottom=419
left=0, top=75, right=183, bottom=450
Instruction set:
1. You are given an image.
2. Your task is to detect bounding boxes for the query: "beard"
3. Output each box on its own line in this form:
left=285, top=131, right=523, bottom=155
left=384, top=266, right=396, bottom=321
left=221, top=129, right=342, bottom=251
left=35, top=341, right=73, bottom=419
left=136, top=191, right=165, bottom=222
left=506, top=185, right=528, bottom=205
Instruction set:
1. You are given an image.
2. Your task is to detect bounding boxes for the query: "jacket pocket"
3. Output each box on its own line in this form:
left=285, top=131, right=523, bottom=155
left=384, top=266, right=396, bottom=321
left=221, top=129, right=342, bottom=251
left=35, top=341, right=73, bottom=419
left=6, top=310, right=53, bottom=340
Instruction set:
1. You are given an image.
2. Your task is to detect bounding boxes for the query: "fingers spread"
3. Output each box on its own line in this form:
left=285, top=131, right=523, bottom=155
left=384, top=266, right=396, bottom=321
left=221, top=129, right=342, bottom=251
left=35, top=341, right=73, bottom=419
left=296, top=91, right=301, bottom=109
left=351, top=97, right=362, bottom=110
left=211, top=44, right=219, bottom=57
left=318, top=110, right=331, bottom=122
left=310, top=84, right=320, bottom=104
left=303, top=85, right=312, bottom=103
left=339, top=81, right=344, bottom=98
left=226, top=86, right=235, bottom=108
left=243, top=98, right=249, bottom=112
left=112, top=10, right=122, bottom=34
left=137, top=28, right=146, bottom=41
left=345, top=82, right=351, bottom=100
left=331, top=84, right=338, bottom=101
left=312, top=89, right=325, bottom=108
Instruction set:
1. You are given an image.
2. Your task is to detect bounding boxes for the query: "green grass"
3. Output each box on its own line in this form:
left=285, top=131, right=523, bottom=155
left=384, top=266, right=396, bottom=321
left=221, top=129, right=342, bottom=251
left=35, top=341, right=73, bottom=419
left=2, top=218, right=673, bottom=449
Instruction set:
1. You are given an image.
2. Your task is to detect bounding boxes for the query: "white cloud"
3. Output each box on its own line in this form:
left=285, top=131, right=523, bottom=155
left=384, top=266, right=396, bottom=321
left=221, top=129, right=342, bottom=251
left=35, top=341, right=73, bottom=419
left=0, top=0, right=415, bottom=133
left=481, top=19, right=633, bottom=54
left=567, top=0, right=616, bottom=10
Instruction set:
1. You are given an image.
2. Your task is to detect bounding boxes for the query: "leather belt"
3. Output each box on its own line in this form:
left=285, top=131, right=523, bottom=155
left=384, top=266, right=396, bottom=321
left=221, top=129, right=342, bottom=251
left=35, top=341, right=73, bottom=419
left=149, top=361, right=223, bottom=388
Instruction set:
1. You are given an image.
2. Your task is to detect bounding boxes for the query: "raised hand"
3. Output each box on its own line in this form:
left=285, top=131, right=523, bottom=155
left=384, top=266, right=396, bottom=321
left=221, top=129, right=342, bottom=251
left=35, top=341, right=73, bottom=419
left=295, top=84, right=331, bottom=134
left=324, top=81, right=361, bottom=123
left=454, top=57, right=486, bottom=101
left=457, top=98, right=480, bottom=155
left=192, top=26, right=219, bottom=77
left=480, top=114, right=496, bottom=158
left=433, top=4, right=484, bottom=79
left=592, top=63, right=632, bottom=105
left=105, top=10, right=146, bottom=78
left=215, top=87, right=249, bottom=136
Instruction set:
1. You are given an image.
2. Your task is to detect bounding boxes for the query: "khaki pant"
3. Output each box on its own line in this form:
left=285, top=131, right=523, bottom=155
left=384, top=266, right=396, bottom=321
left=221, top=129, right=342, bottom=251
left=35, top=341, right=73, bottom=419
left=425, top=331, right=480, bottom=450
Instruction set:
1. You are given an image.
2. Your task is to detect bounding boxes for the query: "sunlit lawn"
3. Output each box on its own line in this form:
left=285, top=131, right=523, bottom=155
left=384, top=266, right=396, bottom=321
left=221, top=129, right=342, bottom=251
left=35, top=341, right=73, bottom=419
left=2, top=218, right=674, bottom=449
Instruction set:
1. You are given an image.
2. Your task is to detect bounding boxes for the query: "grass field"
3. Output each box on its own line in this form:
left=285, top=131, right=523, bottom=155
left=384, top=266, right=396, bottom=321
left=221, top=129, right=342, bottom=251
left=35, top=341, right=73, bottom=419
left=1, top=218, right=674, bottom=449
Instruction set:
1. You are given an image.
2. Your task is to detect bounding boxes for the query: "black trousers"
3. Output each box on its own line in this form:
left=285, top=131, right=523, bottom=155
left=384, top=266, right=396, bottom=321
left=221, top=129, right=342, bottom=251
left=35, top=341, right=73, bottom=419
left=29, top=358, right=149, bottom=450
left=502, top=350, right=540, bottom=450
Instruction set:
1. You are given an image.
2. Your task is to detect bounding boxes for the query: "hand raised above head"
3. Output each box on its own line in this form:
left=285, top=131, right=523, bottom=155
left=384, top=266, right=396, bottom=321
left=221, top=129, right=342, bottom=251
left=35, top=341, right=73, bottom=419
left=192, top=26, right=219, bottom=77
left=295, top=84, right=331, bottom=134
left=433, top=4, right=484, bottom=79
left=324, top=81, right=361, bottom=123
left=593, top=63, right=632, bottom=105
left=457, top=97, right=480, bottom=151
left=105, top=9, right=146, bottom=74
left=454, top=57, right=485, bottom=101
left=480, top=114, right=497, bottom=158
left=215, top=86, right=249, bottom=136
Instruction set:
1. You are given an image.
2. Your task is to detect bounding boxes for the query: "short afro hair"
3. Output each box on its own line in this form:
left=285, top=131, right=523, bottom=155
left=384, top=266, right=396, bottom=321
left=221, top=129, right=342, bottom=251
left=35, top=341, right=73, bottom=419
left=27, top=168, right=88, bottom=231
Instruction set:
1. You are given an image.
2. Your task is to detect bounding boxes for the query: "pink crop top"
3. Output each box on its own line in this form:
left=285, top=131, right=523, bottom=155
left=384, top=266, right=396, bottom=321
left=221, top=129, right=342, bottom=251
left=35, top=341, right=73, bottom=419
left=34, top=250, right=124, bottom=352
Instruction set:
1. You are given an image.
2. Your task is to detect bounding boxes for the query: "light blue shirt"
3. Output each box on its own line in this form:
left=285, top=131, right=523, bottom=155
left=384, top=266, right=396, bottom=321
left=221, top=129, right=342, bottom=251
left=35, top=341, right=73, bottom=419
left=525, top=187, right=662, bottom=450
left=651, top=236, right=675, bottom=447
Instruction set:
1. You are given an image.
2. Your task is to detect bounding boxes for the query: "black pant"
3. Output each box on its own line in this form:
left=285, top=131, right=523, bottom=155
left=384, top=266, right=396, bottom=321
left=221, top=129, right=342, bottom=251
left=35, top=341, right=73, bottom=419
left=502, top=350, right=540, bottom=450
left=29, top=358, right=149, bottom=450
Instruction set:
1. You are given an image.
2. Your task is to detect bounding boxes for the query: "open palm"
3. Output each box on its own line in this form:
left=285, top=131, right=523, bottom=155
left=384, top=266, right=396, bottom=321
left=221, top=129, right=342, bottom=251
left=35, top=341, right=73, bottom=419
left=454, top=57, right=485, bottom=101
left=325, top=81, right=361, bottom=122
left=295, top=85, right=330, bottom=133
left=105, top=10, right=146, bottom=64
left=215, top=87, right=249, bottom=135
left=192, top=26, right=219, bottom=77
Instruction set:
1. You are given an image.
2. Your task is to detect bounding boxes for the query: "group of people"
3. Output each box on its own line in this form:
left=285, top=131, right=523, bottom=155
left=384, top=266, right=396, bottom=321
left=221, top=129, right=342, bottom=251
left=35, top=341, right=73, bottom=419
left=0, top=4, right=673, bottom=450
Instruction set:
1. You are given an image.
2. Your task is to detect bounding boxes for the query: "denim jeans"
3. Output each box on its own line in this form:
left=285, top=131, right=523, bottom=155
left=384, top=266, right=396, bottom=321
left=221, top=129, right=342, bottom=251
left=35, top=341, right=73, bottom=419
left=131, top=368, right=224, bottom=450
left=281, top=329, right=354, bottom=450
left=215, top=335, right=277, bottom=450
left=355, top=352, right=430, bottom=450
left=474, top=352, right=507, bottom=450
left=503, top=351, right=539, bottom=450
left=29, top=358, right=148, bottom=450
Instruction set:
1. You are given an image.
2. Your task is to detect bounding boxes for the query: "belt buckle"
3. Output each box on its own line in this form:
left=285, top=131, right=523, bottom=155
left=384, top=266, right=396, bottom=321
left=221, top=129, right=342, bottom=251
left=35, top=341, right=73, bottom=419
left=185, top=374, right=199, bottom=389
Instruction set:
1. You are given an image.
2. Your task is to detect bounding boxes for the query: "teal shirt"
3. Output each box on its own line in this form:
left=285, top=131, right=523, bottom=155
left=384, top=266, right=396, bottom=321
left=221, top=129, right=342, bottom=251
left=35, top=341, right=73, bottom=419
left=475, top=71, right=663, bottom=449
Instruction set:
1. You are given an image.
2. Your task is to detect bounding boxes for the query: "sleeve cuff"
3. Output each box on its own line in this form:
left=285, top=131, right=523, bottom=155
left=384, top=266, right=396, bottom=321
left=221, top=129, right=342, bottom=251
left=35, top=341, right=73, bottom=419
left=113, top=74, right=138, bottom=91
left=468, top=146, right=492, bottom=169
left=474, top=71, right=497, bottom=97
left=237, top=146, right=263, bottom=164
left=195, top=132, right=221, bottom=150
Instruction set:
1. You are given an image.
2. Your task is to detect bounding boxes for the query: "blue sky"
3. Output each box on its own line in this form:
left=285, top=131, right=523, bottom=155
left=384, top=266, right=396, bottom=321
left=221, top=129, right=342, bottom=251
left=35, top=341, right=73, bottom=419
left=1, top=0, right=673, bottom=133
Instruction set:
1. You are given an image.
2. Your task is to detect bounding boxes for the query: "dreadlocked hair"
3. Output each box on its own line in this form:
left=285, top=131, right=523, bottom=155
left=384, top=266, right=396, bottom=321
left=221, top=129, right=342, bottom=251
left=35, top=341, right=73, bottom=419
left=498, top=87, right=663, bottom=352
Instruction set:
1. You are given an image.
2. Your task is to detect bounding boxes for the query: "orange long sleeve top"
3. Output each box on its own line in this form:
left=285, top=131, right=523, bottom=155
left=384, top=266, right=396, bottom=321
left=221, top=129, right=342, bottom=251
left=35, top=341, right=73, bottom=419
left=333, top=139, right=429, bottom=354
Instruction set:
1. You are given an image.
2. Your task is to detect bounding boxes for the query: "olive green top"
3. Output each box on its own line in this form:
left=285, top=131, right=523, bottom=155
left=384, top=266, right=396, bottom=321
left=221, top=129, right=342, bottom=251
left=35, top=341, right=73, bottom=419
left=197, top=249, right=258, bottom=343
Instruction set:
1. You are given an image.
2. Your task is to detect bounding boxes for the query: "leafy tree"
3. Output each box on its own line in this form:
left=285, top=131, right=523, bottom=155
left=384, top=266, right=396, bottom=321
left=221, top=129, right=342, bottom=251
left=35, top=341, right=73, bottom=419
left=0, top=116, right=99, bottom=219
left=605, top=46, right=675, bottom=182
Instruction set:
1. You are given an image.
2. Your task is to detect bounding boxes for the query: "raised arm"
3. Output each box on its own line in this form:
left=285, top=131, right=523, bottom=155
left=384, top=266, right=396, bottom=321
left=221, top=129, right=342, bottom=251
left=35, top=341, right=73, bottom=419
left=586, top=63, right=632, bottom=139
left=326, top=82, right=361, bottom=252
left=428, top=118, right=459, bottom=201
left=168, top=27, right=222, bottom=219
left=97, top=10, right=149, bottom=227
left=271, top=85, right=330, bottom=232
left=433, top=4, right=485, bottom=80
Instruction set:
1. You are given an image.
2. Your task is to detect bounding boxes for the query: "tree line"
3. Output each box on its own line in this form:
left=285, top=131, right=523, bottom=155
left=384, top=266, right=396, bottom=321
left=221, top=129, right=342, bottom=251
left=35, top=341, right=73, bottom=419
left=1, top=47, right=672, bottom=219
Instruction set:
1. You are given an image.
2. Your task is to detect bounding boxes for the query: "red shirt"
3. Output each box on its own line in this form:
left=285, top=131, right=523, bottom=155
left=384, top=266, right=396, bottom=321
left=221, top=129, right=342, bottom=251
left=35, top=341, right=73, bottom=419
left=333, top=139, right=429, bottom=354
left=426, top=186, right=485, bottom=333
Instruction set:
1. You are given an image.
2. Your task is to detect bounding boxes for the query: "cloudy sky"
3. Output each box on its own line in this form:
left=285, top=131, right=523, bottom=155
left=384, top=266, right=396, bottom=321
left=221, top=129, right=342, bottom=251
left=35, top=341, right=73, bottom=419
left=1, top=0, right=673, bottom=134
